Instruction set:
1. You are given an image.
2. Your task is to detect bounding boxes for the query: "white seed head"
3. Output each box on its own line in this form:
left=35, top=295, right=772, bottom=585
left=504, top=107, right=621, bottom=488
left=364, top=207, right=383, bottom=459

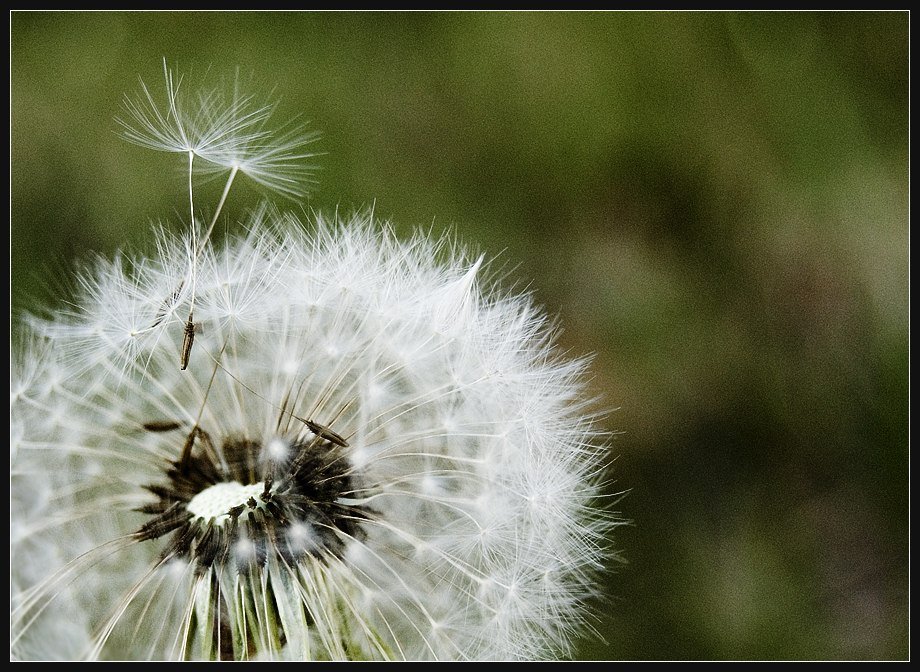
left=11, top=67, right=622, bottom=662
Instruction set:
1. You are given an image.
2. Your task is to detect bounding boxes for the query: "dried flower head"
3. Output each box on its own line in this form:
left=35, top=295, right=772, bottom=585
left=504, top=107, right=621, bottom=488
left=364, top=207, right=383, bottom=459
left=11, top=64, right=620, bottom=661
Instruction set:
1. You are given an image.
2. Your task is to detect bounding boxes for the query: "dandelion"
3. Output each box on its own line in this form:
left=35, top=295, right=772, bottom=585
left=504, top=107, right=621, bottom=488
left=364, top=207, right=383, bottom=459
left=10, top=64, right=620, bottom=661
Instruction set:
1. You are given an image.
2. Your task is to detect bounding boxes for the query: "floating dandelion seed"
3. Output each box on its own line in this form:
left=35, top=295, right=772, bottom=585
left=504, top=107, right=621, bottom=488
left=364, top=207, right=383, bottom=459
left=10, top=63, right=622, bottom=661
left=117, top=58, right=320, bottom=200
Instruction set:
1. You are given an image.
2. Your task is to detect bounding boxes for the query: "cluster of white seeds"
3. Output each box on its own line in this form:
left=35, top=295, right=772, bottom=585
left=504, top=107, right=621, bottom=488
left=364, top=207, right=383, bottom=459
left=10, top=62, right=619, bottom=661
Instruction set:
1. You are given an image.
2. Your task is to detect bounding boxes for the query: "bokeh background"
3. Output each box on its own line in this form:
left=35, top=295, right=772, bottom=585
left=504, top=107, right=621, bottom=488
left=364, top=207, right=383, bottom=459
left=10, top=11, right=908, bottom=660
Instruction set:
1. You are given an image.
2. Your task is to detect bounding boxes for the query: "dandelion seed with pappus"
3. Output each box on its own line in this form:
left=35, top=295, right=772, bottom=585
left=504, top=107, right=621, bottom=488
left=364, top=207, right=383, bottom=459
left=10, top=62, right=623, bottom=661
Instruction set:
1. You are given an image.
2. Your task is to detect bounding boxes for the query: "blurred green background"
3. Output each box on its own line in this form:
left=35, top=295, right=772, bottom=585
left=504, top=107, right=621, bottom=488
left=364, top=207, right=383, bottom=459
left=11, top=11, right=908, bottom=660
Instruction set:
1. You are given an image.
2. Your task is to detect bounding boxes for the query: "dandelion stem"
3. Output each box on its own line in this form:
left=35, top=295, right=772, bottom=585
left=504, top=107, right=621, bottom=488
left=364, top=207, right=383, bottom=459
left=198, top=164, right=239, bottom=259
left=188, top=150, right=195, bottom=230
left=182, top=165, right=239, bottom=370
left=180, top=338, right=230, bottom=472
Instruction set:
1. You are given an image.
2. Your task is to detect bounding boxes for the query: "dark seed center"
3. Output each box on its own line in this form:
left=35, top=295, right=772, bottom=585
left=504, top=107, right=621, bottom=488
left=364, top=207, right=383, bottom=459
left=135, top=432, right=369, bottom=572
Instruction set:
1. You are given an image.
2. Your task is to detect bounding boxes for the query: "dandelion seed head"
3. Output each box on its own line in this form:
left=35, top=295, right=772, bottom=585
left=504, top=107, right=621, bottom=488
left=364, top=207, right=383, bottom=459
left=11, top=65, right=622, bottom=662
